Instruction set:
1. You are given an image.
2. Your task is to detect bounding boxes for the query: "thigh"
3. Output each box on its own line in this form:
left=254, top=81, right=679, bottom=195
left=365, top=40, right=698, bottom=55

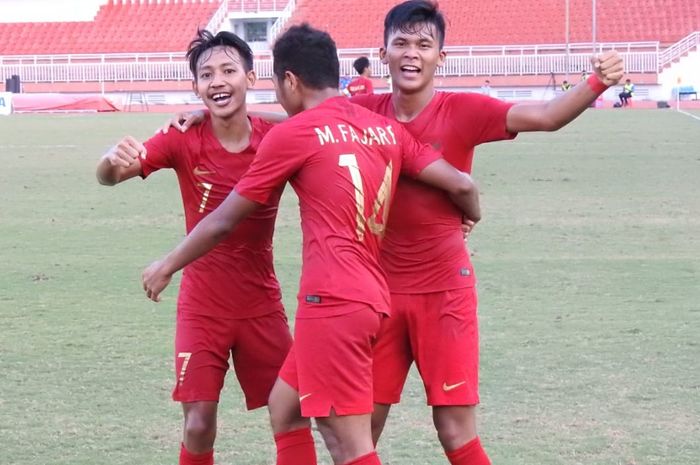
left=231, top=310, right=293, bottom=410
left=173, top=312, right=233, bottom=403
left=295, top=307, right=381, bottom=418
left=372, top=293, right=414, bottom=405
left=411, top=287, right=480, bottom=406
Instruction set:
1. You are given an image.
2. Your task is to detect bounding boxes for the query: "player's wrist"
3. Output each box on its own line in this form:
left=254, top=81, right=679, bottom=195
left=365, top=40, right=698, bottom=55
left=586, top=74, right=609, bottom=94
left=160, top=258, right=177, bottom=277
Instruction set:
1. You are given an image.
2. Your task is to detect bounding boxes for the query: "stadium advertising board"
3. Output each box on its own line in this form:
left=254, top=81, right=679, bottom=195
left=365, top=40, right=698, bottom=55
left=0, top=92, right=12, bottom=115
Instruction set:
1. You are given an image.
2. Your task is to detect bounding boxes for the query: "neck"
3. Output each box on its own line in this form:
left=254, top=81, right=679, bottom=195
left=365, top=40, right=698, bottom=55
left=301, top=88, right=341, bottom=112
left=210, top=108, right=252, bottom=151
left=391, top=81, right=436, bottom=122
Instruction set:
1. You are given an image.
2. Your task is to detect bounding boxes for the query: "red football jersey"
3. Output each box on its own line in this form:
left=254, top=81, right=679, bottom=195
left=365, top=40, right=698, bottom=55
left=351, top=92, right=516, bottom=293
left=347, top=76, right=374, bottom=96
left=235, top=97, right=440, bottom=318
left=141, top=115, right=284, bottom=318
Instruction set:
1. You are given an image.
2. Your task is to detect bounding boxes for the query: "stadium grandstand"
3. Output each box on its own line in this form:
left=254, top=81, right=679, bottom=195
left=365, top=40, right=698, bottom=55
left=0, top=0, right=698, bottom=113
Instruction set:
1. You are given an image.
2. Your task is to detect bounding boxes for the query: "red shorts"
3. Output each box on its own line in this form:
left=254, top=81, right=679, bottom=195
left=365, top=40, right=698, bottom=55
left=173, top=309, right=292, bottom=409
left=372, top=287, right=479, bottom=406
left=278, top=305, right=381, bottom=418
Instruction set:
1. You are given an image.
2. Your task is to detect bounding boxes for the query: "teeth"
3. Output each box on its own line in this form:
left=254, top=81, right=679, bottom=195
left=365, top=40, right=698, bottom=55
left=212, top=93, right=231, bottom=100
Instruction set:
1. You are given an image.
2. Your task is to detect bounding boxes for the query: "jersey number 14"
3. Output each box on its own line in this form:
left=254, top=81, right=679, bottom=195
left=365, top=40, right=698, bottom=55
left=338, top=154, right=392, bottom=241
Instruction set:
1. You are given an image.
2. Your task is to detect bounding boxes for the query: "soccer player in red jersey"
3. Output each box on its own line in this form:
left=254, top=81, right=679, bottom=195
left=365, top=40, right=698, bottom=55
left=346, top=56, right=374, bottom=96
left=346, top=2, right=625, bottom=465
left=161, top=4, right=623, bottom=462
left=95, top=30, right=292, bottom=465
left=141, top=24, right=481, bottom=465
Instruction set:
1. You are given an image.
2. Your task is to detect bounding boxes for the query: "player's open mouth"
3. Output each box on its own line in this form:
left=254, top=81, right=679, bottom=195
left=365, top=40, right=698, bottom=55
left=210, top=92, right=232, bottom=105
left=400, top=65, right=421, bottom=76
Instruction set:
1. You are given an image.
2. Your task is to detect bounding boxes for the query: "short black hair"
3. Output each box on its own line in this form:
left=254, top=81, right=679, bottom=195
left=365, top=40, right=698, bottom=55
left=384, top=0, right=446, bottom=49
left=186, top=29, right=254, bottom=78
left=273, top=23, right=339, bottom=90
left=353, top=56, right=370, bottom=75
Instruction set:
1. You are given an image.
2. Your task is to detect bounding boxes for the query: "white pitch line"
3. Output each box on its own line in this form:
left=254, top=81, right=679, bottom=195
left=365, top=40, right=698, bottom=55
left=676, top=109, right=700, bottom=122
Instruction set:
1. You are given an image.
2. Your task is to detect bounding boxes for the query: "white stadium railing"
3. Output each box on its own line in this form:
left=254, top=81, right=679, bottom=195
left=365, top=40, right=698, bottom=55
left=268, top=0, right=296, bottom=42
left=658, top=31, right=700, bottom=68
left=0, top=36, right=695, bottom=84
left=0, top=51, right=660, bottom=84
left=206, top=0, right=230, bottom=33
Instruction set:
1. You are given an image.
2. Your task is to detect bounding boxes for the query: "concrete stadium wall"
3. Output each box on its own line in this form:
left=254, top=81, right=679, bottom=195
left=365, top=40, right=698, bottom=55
left=659, top=48, right=700, bottom=100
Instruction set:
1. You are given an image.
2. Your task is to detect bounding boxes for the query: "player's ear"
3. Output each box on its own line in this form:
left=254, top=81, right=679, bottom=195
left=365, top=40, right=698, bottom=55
left=191, top=80, right=200, bottom=98
left=379, top=47, right=388, bottom=64
left=246, top=69, right=257, bottom=88
left=284, top=70, right=298, bottom=92
left=437, top=49, right=447, bottom=68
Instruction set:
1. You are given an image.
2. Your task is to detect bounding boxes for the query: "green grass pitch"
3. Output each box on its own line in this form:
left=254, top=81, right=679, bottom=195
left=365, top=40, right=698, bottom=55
left=0, top=108, right=698, bottom=464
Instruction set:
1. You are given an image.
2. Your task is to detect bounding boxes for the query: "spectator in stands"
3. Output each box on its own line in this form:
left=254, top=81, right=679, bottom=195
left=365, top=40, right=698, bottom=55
left=561, top=80, right=572, bottom=91
left=346, top=56, right=374, bottom=96
left=619, top=78, right=635, bottom=106
left=581, top=69, right=588, bottom=81
left=480, top=79, right=492, bottom=96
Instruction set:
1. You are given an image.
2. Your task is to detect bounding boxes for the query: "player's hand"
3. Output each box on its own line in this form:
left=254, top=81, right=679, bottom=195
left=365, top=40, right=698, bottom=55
left=462, top=218, right=477, bottom=238
left=105, top=136, right=146, bottom=168
left=591, top=51, right=624, bottom=87
left=142, top=260, right=172, bottom=302
left=159, top=110, right=206, bottom=134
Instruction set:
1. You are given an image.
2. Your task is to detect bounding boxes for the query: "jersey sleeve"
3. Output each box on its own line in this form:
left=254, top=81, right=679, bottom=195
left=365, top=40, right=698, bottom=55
left=395, top=123, right=443, bottom=178
left=141, top=131, right=183, bottom=178
left=449, top=93, right=517, bottom=145
left=349, top=93, right=375, bottom=109
left=235, top=125, right=307, bottom=205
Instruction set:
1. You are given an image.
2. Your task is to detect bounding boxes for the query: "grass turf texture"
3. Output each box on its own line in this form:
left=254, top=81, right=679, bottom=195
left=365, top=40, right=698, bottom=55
left=0, top=109, right=698, bottom=464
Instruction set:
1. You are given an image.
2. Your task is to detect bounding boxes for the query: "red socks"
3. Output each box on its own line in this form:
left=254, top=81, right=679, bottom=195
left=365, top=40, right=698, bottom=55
left=446, top=436, right=491, bottom=465
left=179, top=443, right=214, bottom=465
left=275, top=427, right=317, bottom=465
left=342, top=451, right=381, bottom=465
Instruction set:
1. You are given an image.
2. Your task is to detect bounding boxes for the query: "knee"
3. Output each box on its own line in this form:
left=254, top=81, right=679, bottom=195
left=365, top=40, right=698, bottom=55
left=435, top=420, right=464, bottom=449
left=184, top=410, right=216, bottom=442
left=268, top=398, right=309, bottom=435
left=433, top=407, right=477, bottom=451
left=270, top=413, right=309, bottom=436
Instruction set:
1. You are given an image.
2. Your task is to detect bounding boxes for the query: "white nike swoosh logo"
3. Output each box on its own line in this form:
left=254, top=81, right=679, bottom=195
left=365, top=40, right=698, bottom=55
left=442, top=381, right=466, bottom=392
left=193, top=167, right=215, bottom=176
left=299, top=393, right=312, bottom=402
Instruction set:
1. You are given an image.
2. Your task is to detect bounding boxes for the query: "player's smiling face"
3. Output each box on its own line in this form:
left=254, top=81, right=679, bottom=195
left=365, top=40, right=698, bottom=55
left=192, top=45, right=255, bottom=119
left=380, top=23, right=446, bottom=94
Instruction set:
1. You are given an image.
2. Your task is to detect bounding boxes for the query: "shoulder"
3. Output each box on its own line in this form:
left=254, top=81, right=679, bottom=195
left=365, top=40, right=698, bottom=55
left=250, top=115, right=276, bottom=136
left=350, top=92, right=389, bottom=110
left=257, top=117, right=306, bottom=150
left=440, top=91, right=512, bottom=114
left=440, top=91, right=491, bottom=106
left=144, top=123, right=194, bottom=151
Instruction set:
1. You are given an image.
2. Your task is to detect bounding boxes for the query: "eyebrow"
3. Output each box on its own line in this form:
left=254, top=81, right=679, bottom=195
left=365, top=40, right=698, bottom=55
left=197, top=61, right=237, bottom=71
left=392, top=34, right=435, bottom=43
